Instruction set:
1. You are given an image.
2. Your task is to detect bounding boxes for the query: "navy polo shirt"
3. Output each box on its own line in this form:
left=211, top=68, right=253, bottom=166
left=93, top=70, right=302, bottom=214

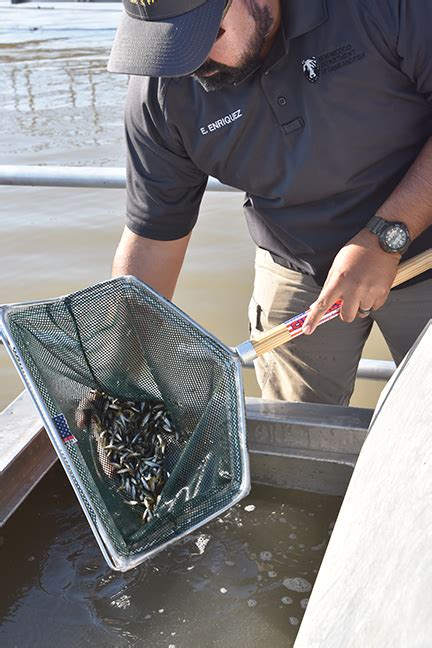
left=124, top=0, right=432, bottom=286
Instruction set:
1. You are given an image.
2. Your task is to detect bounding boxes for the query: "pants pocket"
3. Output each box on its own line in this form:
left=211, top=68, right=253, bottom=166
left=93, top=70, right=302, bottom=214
left=247, top=295, right=274, bottom=390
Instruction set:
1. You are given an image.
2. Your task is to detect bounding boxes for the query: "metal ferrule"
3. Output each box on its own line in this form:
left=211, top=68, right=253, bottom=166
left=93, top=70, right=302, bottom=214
left=235, top=340, right=258, bottom=366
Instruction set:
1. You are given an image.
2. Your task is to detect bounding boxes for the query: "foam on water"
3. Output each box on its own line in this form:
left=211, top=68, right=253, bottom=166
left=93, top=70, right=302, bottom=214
left=0, top=464, right=342, bottom=648
left=283, top=577, right=313, bottom=593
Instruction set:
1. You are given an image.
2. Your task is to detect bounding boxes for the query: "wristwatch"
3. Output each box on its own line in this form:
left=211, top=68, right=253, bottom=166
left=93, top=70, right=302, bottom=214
left=366, top=215, right=411, bottom=254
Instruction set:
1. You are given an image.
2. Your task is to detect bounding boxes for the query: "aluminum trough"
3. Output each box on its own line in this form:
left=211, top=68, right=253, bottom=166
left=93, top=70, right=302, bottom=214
left=0, top=391, right=371, bottom=527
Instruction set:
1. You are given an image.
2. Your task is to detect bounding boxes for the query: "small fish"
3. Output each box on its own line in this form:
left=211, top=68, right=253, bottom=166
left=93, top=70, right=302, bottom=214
left=86, top=390, right=181, bottom=524
left=116, top=468, right=131, bottom=475
left=144, top=460, right=160, bottom=468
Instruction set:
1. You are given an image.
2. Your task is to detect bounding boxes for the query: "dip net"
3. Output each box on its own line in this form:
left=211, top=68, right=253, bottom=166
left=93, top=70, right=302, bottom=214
left=0, top=277, right=249, bottom=570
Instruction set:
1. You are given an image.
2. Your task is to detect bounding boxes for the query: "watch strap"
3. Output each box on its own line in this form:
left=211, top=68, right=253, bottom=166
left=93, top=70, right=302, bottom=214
left=367, top=215, right=388, bottom=236
left=366, top=215, right=411, bottom=254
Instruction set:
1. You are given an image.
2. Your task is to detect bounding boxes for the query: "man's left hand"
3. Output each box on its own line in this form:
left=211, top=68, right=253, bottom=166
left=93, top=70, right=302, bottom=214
left=302, top=229, right=400, bottom=334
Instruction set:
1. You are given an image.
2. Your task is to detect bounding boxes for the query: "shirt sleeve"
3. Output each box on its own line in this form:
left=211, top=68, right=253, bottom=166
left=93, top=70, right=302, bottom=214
left=397, top=0, right=432, bottom=101
left=124, top=75, right=208, bottom=240
left=366, top=0, right=432, bottom=102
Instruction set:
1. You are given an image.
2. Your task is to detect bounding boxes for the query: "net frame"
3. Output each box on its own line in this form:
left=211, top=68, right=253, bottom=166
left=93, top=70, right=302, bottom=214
left=0, top=276, right=250, bottom=571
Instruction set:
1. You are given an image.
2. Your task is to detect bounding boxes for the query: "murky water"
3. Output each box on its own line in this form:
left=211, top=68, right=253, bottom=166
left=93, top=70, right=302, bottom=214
left=0, top=463, right=342, bottom=648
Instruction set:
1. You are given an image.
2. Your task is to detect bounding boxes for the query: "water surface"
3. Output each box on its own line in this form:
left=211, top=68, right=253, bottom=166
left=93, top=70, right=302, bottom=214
left=0, top=464, right=342, bottom=648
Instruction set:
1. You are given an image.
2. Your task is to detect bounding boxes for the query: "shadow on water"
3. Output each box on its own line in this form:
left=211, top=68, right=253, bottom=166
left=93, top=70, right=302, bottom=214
left=0, top=464, right=342, bottom=648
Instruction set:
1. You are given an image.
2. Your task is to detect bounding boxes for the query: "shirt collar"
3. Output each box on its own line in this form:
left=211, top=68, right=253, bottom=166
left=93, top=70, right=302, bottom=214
left=230, top=0, right=329, bottom=85
left=262, top=0, right=328, bottom=72
left=283, top=0, right=328, bottom=41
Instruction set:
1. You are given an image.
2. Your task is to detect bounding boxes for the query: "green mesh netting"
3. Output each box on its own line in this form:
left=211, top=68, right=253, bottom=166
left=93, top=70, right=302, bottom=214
left=3, top=277, right=248, bottom=569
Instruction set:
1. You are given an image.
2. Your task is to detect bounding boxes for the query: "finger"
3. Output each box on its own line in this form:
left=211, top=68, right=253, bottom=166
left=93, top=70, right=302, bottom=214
left=340, top=297, right=362, bottom=323
left=356, top=305, right=373, bottom=319
left=302, top=286, right=341, bottom=335
left=355, top=289, right=391, bottom=319
left=372, top=288, right=391, bottom=312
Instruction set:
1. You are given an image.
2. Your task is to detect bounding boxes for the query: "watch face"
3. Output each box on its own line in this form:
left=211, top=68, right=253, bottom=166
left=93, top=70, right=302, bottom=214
left=383, top=224, right=408, bottom=251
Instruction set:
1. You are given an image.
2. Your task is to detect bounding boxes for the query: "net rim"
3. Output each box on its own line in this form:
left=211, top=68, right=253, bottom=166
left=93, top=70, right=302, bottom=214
left=0, top=277, right=251, bottom=571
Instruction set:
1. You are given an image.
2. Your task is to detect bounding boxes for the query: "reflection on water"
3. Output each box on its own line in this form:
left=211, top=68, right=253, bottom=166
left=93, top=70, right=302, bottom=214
left=0, top=2, right=126, bottom=162
left=0, top=4, right=130, bottom=407
left=2, top=51, right=127, bottom=159
left=0, top=464, right=342, bottom=648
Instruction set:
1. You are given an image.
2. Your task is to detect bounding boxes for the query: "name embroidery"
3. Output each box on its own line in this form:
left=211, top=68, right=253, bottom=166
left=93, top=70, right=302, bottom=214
left=200, top=109, right=243, bottom=135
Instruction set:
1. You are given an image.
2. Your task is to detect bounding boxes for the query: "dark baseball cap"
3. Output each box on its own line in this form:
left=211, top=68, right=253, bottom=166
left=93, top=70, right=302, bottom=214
left=108, top=0, right=226, bottom=77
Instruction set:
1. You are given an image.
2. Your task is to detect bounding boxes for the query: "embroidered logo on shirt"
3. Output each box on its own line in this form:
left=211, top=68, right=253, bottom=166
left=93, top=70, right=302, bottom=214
left=317, top=44, right=366, bottom=74
left=302, top=58, right=320, bottom=83
left=200, top=109, right=243, bottom=135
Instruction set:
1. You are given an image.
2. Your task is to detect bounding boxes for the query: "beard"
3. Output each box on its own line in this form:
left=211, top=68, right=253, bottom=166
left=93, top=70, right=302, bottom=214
left=192, top=0, right=273, bottom=92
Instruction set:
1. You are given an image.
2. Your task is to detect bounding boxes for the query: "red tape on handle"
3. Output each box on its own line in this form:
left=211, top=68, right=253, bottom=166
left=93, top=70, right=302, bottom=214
left=283, top=300, right=342, bottom=339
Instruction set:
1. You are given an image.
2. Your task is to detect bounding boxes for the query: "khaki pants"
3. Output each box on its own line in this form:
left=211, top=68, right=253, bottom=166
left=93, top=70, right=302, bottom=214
left=249, top=248, right=432, bottom=405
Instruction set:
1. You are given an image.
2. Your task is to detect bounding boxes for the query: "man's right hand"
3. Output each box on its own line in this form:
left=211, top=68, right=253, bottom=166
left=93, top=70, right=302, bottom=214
left=302, top=228, right=400, bottom=334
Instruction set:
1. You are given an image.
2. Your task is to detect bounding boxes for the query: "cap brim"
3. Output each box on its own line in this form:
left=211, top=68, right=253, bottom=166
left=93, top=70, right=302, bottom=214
left=108, top=0, right=226, bottom=77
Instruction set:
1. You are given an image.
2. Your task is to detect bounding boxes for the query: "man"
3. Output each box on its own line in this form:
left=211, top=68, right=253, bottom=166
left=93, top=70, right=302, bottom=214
left=108, top=0, right=432, bottom=405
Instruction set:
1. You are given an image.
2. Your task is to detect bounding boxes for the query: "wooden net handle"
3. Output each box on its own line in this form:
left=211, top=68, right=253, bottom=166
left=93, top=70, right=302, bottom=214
left=251, top=249, right=432, bottom=358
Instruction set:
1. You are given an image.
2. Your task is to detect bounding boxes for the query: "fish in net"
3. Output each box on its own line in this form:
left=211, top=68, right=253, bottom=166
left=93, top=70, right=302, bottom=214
left=78, top=389, right=181, bottom=524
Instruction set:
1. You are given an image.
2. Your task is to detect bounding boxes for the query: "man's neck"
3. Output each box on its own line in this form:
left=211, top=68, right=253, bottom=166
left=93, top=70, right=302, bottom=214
left=259, top=0, right=282, bottom=59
